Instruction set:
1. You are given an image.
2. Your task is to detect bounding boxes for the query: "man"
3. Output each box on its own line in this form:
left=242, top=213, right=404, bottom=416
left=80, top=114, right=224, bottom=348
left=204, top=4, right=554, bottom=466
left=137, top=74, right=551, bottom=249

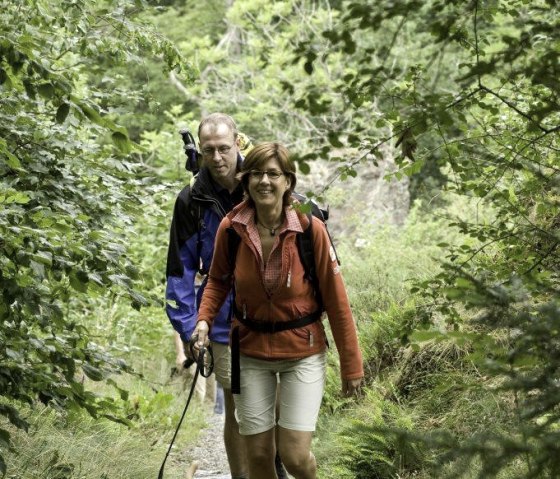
left=166, top=113, right=248, bottom=478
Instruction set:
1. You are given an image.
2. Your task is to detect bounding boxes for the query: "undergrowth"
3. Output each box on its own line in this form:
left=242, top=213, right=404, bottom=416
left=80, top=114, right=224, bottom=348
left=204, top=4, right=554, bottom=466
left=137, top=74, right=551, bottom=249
left=2, top=345, right=208, bottom=479
left=315, top=195, right=523, bottom=478
left=2, top=191, right=527, bottom=478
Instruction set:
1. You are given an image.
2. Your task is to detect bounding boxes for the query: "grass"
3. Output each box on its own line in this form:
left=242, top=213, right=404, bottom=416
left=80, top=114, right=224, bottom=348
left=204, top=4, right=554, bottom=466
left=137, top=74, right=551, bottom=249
left=2, top=337, right=210, bottom=479
left=5, top=406, right=168, bottom=478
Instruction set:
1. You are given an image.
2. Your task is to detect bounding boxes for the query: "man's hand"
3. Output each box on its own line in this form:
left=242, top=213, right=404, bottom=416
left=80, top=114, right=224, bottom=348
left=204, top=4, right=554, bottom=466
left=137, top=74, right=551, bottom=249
left=180, top=340, right=196, bottom=367
left=342, top=378, right=362, bottom=398
left=176, top=351, right=188, bottom=370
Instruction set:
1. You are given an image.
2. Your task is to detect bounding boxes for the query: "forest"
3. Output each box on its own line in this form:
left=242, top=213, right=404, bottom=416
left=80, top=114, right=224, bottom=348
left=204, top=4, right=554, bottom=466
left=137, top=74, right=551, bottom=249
left=1, top=0, right=559, bottom=477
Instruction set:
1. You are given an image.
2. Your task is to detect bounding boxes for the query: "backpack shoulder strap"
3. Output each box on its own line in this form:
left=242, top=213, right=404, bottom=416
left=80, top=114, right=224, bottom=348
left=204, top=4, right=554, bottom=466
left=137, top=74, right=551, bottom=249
left=195, top=203, right=206, bottom=275
left=183, top=178, right=208, bottom=276
left=296, top=212, right=324, bottom=311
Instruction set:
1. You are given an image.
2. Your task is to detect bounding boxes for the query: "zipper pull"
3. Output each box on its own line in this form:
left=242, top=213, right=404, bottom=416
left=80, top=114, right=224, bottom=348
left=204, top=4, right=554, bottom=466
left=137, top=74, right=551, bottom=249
left=287, top=270, right=291, bottom=288
left=243, top=303, right=247, bottom=320
left=309, top=331, right=314, bottom=347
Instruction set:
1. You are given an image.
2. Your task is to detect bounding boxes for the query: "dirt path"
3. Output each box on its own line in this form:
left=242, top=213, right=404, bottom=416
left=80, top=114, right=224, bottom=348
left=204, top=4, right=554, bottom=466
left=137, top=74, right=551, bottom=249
left=171, top=408, right=293, bottom=478
left=172, top=411, right=231, bottom=479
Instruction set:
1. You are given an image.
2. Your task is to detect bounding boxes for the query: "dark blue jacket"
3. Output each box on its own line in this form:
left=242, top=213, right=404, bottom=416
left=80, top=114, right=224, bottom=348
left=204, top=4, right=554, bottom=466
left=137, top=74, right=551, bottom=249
left=165, top=167, right=243, bottom=344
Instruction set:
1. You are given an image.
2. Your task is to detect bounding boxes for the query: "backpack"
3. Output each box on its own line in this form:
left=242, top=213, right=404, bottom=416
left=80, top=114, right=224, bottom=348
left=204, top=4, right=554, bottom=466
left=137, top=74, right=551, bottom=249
left=225, top=193, right=339, bottom=311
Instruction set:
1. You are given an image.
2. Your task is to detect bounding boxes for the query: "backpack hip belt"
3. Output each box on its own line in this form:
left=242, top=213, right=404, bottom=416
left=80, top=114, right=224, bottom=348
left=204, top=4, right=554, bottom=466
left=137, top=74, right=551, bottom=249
left=230, top=305, right=322, bottom=394
left=233, top=303, right=322, bottom=333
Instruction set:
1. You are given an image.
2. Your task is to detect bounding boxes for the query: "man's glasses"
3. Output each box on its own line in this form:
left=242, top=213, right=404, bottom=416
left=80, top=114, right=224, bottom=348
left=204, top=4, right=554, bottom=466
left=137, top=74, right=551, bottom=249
left=201, top=144, right=234, bottom=158
left=248, top=170, right=284, bottom=181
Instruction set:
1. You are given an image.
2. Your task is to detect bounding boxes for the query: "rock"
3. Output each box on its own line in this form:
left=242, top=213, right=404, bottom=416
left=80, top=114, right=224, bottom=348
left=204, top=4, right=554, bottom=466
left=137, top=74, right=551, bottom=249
left=296, top=149, right=410, bottom=239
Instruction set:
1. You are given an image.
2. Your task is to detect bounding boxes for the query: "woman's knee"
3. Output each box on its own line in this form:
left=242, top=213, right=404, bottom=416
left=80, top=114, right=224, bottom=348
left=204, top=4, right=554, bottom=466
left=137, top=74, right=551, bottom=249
left=247, top=446, right=275, bottom=468
left=244, top=430, right=276, bottom=465
left=278, top=446, right=314, bottom=472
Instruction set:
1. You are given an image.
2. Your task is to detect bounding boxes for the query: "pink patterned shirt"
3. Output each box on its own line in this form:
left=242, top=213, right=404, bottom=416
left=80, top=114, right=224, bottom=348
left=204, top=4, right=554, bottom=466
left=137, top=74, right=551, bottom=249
left=231, top=205, right=303, bottom=295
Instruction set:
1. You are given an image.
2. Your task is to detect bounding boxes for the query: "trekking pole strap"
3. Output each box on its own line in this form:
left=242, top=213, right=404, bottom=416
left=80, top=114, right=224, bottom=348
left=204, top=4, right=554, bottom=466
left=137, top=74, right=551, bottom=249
left=158, top=343, right=213, bottom=478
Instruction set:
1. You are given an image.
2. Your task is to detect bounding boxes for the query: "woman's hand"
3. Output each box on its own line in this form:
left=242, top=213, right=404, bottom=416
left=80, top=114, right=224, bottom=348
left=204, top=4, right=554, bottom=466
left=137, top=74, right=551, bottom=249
left=192, top=321, right=210, bottom=350
left=342, top=378, right=362, bottom=397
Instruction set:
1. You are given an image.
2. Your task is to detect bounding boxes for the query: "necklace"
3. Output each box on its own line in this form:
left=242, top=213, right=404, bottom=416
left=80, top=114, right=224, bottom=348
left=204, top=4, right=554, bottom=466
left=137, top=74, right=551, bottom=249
left=257, top=220, right=282, bottom=236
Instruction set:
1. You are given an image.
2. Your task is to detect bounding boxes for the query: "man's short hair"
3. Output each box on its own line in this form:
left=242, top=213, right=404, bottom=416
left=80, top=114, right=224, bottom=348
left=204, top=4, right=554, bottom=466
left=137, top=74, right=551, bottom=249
left=198, top=113, right=238, bottom=140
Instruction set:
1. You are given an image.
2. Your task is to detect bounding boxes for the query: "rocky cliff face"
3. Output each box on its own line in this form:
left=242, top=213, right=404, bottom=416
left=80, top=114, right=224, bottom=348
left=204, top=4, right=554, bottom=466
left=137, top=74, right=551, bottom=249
left=296, top=150, right=410, bottom=242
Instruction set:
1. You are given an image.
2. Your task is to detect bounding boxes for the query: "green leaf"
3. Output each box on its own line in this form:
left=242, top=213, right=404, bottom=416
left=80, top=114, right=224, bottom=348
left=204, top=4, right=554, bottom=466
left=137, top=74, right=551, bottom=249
left=30, top=251, right=53, bottom=266
left=5, top=150, right=21, bottom=169
left=82, top=363, right=104, bottom=381
left=298, top=161, right=310, bottom=174
left=6, top=192, right=31, bottom=204
left=298, top=202, right=313, bottom=214
left=107, top=378, right=129, bottom=401
left=56, top=103, right=70, bottom=124
left=0, top=404, right=28, bottom=431
left=111, top=131, right=131, bottom=153
left=37, top=82, right=55, bottom=99
left=327, top=131, right=344, bottom=148
left=69, top=272, right=88, bottom=293
left=455, top=277, right=473, bottom=288
left=410, top=330, right=445, bottom=343
left=101, top=414, right=132, bottom=427
left=77, top=101, right=105, bottom=126
left=23, top=79, right=36, bottom=99
left=30, top=260, right=46, bottom=279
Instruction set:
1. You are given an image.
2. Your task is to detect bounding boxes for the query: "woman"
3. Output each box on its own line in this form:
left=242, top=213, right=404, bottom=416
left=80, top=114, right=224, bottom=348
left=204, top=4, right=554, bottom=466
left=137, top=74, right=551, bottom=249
left=194, top=142, right=363, bottom=479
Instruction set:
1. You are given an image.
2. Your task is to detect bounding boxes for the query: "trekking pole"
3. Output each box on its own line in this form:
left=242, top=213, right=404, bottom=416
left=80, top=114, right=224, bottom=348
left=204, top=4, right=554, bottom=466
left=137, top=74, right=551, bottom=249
left=158, top=341, right=214, bottom=479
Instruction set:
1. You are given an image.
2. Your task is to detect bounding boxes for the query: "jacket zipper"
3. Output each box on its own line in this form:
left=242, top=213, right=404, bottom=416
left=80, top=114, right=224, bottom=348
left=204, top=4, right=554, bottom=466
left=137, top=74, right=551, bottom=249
left=191, top=193, right=227, bottom=218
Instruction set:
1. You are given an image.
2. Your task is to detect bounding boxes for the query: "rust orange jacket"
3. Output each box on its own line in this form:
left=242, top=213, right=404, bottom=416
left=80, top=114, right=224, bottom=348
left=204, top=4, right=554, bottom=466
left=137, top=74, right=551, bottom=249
left=197, top=201, right=364, bottom=381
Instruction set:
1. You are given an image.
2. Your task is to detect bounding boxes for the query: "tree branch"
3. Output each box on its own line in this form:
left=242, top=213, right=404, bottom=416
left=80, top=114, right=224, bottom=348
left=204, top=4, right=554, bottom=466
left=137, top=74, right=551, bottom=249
left=168, top=71, right=190, bottom=98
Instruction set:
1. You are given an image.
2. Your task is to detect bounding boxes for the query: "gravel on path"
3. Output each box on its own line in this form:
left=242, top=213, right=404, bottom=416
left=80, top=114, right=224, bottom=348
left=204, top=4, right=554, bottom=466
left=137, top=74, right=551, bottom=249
left=169, top=410, right=230, bottom=479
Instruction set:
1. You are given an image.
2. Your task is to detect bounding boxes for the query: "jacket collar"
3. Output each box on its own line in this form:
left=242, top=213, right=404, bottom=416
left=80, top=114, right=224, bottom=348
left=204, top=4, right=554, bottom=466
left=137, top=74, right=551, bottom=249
left=229, top=199, right=308, bottom=233
left=191, top=167, right=219, bottom=197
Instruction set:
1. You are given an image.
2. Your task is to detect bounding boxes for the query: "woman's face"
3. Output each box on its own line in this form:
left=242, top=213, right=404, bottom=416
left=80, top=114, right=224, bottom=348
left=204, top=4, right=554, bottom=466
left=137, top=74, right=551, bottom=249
left=247, top=158, right=291, bottom=210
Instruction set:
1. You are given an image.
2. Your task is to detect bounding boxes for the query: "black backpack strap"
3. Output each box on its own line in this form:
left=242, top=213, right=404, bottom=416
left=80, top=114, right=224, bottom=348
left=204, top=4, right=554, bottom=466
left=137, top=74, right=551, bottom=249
left=233, top=302, right=321, bottom=333
left=196, top=204, right=207, bottom=275
left=296, top=212, right=324, bottom=311
left=226, top=226, right=242, bottom=381
left=223, top=224, right=241, bottom=322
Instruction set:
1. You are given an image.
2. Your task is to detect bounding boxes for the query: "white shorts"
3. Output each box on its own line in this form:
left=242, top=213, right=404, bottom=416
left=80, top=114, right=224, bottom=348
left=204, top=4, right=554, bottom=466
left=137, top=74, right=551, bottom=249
left=233, top=352, right=327, bottom=436
left=211, top=342, right=232, bottom=390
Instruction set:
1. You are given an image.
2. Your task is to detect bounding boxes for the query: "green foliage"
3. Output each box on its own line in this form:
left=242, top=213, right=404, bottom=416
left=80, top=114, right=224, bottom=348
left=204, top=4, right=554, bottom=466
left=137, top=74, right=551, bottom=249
left=292, top=0, right=559, bottom=476
left=317, top=389, right=423, bottom=479
left=316, top=195, right=529, bottom=479
left=2, top=0, right=558, bottom=475
left=0, top=0, right=192, bottom=471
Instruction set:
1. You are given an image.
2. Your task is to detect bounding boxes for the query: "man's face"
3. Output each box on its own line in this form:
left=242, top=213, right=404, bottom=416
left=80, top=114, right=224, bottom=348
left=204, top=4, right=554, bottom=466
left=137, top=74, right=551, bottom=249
left=198, top=123, right=240, bottom=187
